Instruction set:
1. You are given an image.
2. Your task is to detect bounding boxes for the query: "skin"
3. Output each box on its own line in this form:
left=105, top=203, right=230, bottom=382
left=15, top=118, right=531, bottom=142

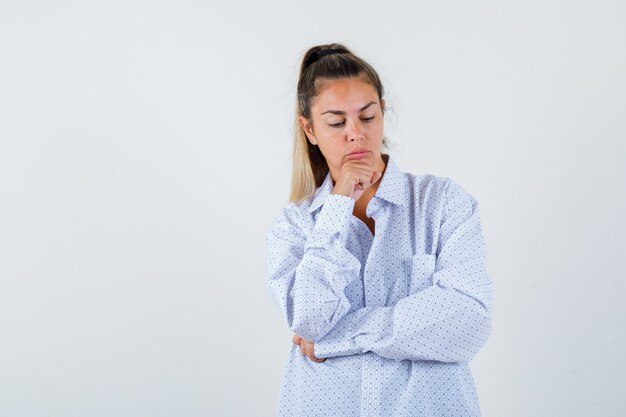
left=293, top=76, right=388, bottom=363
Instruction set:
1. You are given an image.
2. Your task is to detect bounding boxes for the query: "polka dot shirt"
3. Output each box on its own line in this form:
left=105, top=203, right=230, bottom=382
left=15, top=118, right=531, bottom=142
left=266, top=156, right=494, bottom=416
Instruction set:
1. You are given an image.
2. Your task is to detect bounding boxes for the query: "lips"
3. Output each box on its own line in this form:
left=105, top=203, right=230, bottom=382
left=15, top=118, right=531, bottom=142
left=346, top=150, right=369, bottom=159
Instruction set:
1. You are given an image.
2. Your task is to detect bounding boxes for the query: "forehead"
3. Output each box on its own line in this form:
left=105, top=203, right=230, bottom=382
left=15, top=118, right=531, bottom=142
left=312, top=77, right=379, bottom=112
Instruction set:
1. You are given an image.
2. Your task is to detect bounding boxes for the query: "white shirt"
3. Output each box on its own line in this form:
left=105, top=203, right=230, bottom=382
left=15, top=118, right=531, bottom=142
left=266, top=156, right=494, bottom=416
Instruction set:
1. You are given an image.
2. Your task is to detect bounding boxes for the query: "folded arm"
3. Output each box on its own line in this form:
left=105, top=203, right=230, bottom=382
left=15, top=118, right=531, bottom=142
left=266, top=194, right=361, bottom=342
left=313, top=179, right=494, bottom=363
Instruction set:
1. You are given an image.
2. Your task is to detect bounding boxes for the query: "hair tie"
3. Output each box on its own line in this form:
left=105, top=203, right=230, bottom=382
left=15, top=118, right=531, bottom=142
left=304, top=48, right=344, bottom=69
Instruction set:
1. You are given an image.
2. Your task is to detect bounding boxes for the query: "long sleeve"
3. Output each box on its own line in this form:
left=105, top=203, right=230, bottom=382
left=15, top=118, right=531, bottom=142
left=313, top=179, right=494, bottom=363
left=266, top=194, right=362, bottom=342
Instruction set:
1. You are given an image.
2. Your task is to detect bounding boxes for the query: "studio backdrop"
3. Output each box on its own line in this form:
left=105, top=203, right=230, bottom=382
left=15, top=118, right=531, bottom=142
left=1, top=1, right=624, bottom=416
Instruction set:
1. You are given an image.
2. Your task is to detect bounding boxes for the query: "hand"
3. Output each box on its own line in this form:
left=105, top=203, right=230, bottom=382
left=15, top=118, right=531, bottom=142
left=332, top=160, right=383, bottom=201
left=292, top=334, right=326, bottom=363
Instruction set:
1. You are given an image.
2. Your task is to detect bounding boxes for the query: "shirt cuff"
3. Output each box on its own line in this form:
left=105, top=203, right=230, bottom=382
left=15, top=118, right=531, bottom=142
left=313, top=306, right=391, bottom=359
left=314, top=311, right=361, bottom=358
left=306, top=194, right=355, bottom=247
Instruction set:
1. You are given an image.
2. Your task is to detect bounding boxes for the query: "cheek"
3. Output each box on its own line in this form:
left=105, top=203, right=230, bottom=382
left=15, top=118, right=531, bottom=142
left=366, top=123, right=384, bottom=139
left=316, top=138, right=344, bottom=160
left=318, top=128, right=343, bottom=144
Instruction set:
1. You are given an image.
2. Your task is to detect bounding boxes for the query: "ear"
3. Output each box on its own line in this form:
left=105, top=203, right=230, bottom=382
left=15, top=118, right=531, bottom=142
left=299, top=116, right=317, bottom=145
left=380, top=99, right=386, bottom=115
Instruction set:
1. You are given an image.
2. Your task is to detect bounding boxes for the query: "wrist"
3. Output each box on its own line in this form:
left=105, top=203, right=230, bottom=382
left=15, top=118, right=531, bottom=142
left=331, top=182, right=355, bottom=199
left=331, top=189, right=353, bottom=199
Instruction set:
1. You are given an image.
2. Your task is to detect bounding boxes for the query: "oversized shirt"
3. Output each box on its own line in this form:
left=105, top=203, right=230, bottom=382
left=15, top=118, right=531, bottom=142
left=266, top=156, right=494, bottom=417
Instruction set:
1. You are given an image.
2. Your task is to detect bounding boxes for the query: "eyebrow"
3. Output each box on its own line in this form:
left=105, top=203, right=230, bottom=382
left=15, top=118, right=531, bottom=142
left=320, top=101, right=377, bottom=116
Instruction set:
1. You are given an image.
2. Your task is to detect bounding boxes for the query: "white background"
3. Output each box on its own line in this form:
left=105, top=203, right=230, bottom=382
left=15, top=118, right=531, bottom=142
left=1, top=1, right=624, bottom=416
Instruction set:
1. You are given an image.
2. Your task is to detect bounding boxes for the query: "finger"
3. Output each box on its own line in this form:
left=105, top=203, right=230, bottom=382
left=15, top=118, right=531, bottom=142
left=371, top=171, right=382, bottom=184
left=304, top=343, right=324, bottom=362
left=358, top=177, right=372, bottom=190
left=310, top=349, right=325, bottom=362
left=292, top=335, right=302, bottom=345
left=345, top=167, right=374, bottom=181
left=302, top=343, right=314, bottom=360
left=311, top=355, right=326, bottom=363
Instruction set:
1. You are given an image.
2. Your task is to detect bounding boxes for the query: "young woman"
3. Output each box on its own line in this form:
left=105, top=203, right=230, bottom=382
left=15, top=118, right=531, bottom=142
left=266, top=43, right=494, bottom=417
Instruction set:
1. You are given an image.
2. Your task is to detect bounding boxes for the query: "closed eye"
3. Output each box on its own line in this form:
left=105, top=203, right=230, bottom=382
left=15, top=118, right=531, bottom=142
left=329, top=117, right=375, bottom=128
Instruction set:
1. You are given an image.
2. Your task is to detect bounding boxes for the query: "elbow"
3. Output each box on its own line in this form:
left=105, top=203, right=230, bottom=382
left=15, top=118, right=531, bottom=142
left=268, top=266, right=354, bottom=341
left=288, top=298, right=351, bottom=342
left=431, top=300, right=492, bottom=363
left=455, top=282, right=494, bottom=361
left=457, top=309, right=492, bottom=362
left=289, top=317, right=327, bottom=342
left=289, top=310, right=331, bottom=342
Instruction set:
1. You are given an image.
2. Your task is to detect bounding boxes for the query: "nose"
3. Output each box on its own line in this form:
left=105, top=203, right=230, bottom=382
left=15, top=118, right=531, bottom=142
left=347, top=120, right=363, bottom=142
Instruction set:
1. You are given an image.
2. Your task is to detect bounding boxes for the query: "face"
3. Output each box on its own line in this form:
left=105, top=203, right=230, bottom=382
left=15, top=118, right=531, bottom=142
left=299, top=77, right=386, bottom=181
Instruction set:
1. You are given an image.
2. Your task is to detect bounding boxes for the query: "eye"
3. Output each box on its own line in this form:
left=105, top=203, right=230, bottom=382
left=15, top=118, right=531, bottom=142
left=329, top=121, right=345, bottom=128
left=362, top=116, right=375, bottom=122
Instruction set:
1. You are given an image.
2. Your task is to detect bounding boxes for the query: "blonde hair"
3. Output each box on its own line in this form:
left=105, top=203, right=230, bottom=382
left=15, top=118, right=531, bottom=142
left=289, top=43, right=388, bottom=203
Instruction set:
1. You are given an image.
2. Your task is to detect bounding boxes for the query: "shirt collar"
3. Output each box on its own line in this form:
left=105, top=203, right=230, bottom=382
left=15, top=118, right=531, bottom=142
left=307, top=154, right=407, bottom=214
